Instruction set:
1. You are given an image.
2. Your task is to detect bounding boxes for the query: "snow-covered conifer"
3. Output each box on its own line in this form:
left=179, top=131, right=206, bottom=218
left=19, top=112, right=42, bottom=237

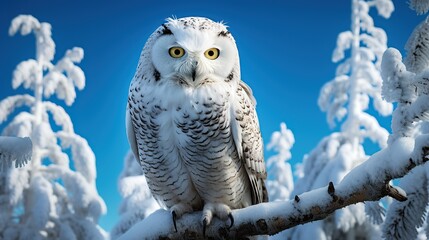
left=287, top=0, right=394, bottom=238
left=381, top=15, right=429, bottom=239
left=409, top=0, right=429, bottom=15
left=0, top=15, right=106, bottom=239
left=110, top=151, right=159, bottom=239
left=266, top=123, right=295, bottom=201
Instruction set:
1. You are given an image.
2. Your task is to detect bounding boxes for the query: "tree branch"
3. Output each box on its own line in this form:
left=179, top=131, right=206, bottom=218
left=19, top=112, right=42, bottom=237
left=0, top=136, right=32, bottom=171
left=118, top=136, right=429, bottom=239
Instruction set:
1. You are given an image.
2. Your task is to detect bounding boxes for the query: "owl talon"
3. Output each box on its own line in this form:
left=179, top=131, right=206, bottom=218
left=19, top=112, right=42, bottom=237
left=172, top=211, right=178, bottom=232
left=228, top=213, right=234, bottom=229
left=202, top=218, right=208, bottom=237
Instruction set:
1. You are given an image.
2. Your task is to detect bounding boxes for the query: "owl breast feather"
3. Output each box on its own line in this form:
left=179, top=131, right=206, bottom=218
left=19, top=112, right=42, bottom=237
left=139, top=81, right=253, bottom=208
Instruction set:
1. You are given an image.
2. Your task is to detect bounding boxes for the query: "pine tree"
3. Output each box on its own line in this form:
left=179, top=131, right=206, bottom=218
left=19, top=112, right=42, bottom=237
left=0, top=15, right=106, bottom=239
left=287, top=0, right=394, bottom=238
left=266, top=123, right=295, bottom=202
left=381, top=13, right=429, bottom=239
left=110, top=151, right=159, bottom=239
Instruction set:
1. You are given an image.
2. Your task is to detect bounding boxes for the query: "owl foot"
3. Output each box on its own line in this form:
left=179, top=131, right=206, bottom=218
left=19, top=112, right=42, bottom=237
left=170, top=203, right=193, bottom=232
left=201, top=203, right=234, bottom=236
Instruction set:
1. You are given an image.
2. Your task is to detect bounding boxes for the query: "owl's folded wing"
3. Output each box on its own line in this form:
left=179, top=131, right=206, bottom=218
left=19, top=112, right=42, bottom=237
left=231, top=81, right=268, bottom=204
left=126, top=108, right=140, bottom=163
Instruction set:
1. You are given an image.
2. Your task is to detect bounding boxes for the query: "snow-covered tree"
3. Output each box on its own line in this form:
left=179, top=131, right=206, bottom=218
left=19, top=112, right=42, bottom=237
left=286, top=0, right=394, bottom=238
left=111, top=151, right=159, bottom=239
left=266, top=123, right=295, bottom=201
left=0, top=15, right=106, bottom=239
left=381, top=15, right=429, bottom=239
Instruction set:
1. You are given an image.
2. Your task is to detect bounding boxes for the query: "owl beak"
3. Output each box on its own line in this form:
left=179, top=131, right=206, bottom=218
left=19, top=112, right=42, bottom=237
left=191, top=61, right=198, bottom=82
left=191, top=68, right=196, bottom=82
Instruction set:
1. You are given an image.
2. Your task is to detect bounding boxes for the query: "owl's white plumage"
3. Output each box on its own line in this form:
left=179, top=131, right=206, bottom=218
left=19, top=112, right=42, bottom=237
left=126, top=17, right=268, bottom=230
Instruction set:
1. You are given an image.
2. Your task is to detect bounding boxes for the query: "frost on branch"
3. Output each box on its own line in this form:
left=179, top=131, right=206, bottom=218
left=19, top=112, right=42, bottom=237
left=380, top=15, right=429, bottom=238
left=383, top=166, right=428, bottom=239
left=110, top=151, right=159, bottom=239
left=0, top=136, right=32, bottom=171
left=409, top=0, right=429, bottom=15
left=404, top=17, right=429, bottom=74
left=266, top=123, right=295, bottom=201
left=0, top=15, right=106, bottom=239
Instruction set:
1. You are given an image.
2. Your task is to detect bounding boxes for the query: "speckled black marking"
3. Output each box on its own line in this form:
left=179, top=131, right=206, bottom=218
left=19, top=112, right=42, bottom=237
left=218, top=31, right=230, bottom=37
left=226, top=72, right=234, bottom=82
left=161, top=24, right=173, bottom=35
left=154, top=69, right=161, bottom=81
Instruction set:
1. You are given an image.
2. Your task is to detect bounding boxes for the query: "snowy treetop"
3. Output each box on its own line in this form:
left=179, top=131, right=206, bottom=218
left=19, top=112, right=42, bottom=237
left=9, top=15, right=55, bottom=63
left=266, top=123, right=295, bottom=202
left=318, top=0, right=393, bottom=146
left=0, top=15, right=106, bottom=239
left=9, top=15, right=85, bottom=106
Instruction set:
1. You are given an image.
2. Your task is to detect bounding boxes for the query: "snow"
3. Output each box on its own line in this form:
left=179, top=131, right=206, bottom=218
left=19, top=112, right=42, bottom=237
left=0, top=94, right=35, bottom=123
left=376, top=13, right=429, bottom=235
left=44, top=47, right=85, bottom=106
left=0, top=136, right=32, bottom=171
left=117, top=209, right=173, bottom=240
left=26, top=175, right=53, bottom=230
left=266, top=123, right=295, bottom=201
left=409, top=0, right=429, bottom=15
left=43, top=102, right=73, bottom=133
left=288, top=0, right=394, bottom=238
left=9, top=15, right=55, bottom=63
left=383, top=166, right=427, bottom=239
left=0, top=15, right=106, bottom=239
left=332, top=31, right=353, bottom=63
left=12, top=59, right=40, bottom=90
left=373, top=0, right=395, bottom=18
left=365, top=201, right=386, bottom=225
left=340, top=137, right=414, bottom=190
left=381, top=48, right=414, bottom=103
left=405, top=16, right=429, bottom=73
left=111, top=151, right=160, bottom=239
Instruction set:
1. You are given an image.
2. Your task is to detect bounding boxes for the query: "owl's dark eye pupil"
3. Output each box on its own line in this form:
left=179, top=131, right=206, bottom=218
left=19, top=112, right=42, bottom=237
left=174, top=49, right=181, bottom=55
left=208, top=50, right=214, bottom=56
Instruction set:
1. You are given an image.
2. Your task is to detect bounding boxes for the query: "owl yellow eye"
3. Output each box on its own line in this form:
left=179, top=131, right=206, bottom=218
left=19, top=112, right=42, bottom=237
left=169, top=47, right=185, bottom=58
left=204, top=48, right=220, bottom=60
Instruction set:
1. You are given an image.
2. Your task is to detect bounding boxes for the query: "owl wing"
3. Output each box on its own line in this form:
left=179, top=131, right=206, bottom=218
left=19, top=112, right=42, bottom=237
left=231, top=81, right=268, bottom=204
left=126, top=108, right=140, bottom=163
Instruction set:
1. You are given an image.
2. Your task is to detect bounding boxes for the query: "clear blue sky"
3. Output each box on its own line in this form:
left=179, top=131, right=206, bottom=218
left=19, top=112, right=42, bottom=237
left=0, top=0, right=424, bottom=232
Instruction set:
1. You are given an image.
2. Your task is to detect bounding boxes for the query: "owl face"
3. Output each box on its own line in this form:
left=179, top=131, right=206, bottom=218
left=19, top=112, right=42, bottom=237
left=150, top=17, right=239, bottom=87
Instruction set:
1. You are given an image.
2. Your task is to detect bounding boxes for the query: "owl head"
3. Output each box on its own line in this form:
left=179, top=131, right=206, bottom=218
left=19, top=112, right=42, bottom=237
left=136, top=17, right=240, bottom=87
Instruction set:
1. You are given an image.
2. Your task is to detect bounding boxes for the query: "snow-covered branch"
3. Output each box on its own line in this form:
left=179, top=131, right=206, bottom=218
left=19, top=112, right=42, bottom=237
left=0, top=136, right=32, bottom=171
left=119, top=135, right=428, bottom=239
left=409, top=0, right=429, bottom=15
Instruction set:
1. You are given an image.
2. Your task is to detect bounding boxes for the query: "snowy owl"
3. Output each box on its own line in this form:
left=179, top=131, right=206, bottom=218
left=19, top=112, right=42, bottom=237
left=126, top=17, right=268, bottom=233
